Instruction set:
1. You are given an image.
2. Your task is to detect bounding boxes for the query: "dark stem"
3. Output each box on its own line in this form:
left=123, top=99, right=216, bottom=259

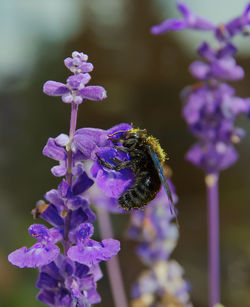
left=96, top=208, right=128, bottom=307
left=63, top=102, right=78, bottom=254
left=206, top=173, right=220, bottom=307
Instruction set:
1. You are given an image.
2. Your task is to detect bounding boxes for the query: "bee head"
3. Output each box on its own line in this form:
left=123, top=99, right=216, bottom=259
left=129, top=128, right=147, bottom=138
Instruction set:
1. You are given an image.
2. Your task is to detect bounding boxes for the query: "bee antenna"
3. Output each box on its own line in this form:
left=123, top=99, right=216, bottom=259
left=108, top=130, right=127, bottom=138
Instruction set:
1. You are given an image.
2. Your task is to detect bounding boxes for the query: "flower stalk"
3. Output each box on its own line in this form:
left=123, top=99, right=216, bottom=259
left=63, top=102, right=79, bottom=254
left=206, top=173, right=220, bottom=306
left=96, top=208, right=128, bottom=307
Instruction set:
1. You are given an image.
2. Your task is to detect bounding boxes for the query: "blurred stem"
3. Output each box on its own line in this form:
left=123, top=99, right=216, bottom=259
left=206, top=173, right=220, bottom=307
left=96, top=208, right=128, bottom=307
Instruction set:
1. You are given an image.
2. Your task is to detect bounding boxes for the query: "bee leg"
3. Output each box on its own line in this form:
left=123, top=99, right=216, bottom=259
left=115, top=160, right=134, bottom=171
left=113, top=145, right=130, bottom=153
left=111, top=157, right=136, bottom=171
left=111, top=157, right=122, bottom=165
left=96, top=153, right=133, bottom=171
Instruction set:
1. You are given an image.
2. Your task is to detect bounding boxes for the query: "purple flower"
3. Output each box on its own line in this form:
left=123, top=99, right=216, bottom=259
left=182, top=83, right=250, bottom=144
left=154, top=3, right=250, bottom=173
left=127, top=184, right=178, bottom=265
left=189, top=57, right=244, bottom=81
left=152, top=2, right=250, bottom=42
left=186, top=142, right=239, bottom=173
left=151, top=4, right=250, bottom=307
left=188, top=42, right=245, bottom=82
left=9, top=51, right=120, bottom=306
left=36, top=254, right=102, bottom=306
left=127, top=178, right=191, bottom=305
left=74, top=123, right=134, bottom=200
left=67, top=223, right=120, bottom=266
left=8, top=225, right=62, bottom=268
left=43, top=133, right=89, bottom=177
left=43, top=78, right=107, bottom=104
left=43, top=51, right=107, bottom=104
left=151, top=3, right=215, bottom=35
left=73, top=123, right=132, bottom=160
left=131, top=261, right=192, bottom=307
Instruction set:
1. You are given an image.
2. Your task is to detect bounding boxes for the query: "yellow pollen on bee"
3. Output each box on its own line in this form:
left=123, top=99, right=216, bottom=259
left=146, top=136, right=166, bottom=163
left=129, top=128, right=166, bottom=164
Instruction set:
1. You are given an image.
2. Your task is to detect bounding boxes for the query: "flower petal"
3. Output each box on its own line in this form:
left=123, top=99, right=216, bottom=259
left=8, top=243, right=60, bottom=268
left=43, top=138, right=67, bottom=161
left=72, top=172, right=94, bottom=195
left=40, top=204, right=64, bottom=227
left=36, top=272, right=58, bottom=288
left=67, top=238, right=120, bottom=266
left=151, top=19, right=186, bottom=34
left=43, top=81, right=69, bottom=96
left=80, top=86, right=107, bottom=101
left=37, top=289, right=55, bottom=306
left=45, top=189, right=65, bottom=209
left=55, top=134, right=69, bottom=146
left=51, top=165, right=67, bottom=177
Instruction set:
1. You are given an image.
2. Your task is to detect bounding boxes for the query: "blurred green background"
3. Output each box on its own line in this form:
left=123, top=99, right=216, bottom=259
left=1, top=0, right=250, bottom=306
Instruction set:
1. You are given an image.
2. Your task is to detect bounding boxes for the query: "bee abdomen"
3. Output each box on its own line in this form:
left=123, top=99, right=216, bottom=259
left=118, top=171, right=160, bottom=210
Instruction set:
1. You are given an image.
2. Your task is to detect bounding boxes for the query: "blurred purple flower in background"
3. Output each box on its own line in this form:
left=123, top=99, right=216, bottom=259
left=151, top=2, right=250, bottom=306
left=8, top=51, right=121, bottom=306
left=127, top=182, right=192, bottom=307
left=152, top=2, right=250, bottom=174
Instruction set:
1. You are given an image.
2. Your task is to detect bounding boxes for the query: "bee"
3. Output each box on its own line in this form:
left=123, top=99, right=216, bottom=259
left=96, top=128, right=177, bottom=222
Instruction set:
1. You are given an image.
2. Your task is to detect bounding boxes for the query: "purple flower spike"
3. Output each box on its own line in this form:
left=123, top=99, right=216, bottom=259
left=8, top=225, right=62, bottom=268
left=43, top=51, right=107, bottom=104
left=151, top=4, right=250, bottom=307
left=9, top=51, right=118, bottom=306
left=127, top=180, right=192, bottom=305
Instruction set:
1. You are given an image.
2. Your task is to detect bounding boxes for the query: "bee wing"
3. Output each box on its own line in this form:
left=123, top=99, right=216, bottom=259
left=148, top=146, right=179, bottom=226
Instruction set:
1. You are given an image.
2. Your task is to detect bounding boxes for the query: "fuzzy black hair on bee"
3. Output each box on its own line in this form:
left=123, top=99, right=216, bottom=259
left=96, top=128, right=178, bottom=224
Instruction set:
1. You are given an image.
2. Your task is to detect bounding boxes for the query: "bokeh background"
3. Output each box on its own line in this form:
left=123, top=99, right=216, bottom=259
left=1, top=0, right=250, bottom=306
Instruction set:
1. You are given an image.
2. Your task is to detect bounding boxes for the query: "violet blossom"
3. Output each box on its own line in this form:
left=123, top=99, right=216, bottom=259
left=127, top=181, right=192, bottom=306
left=8, top=51, right=120, bottom=307
left=151, top=3, right=250, bottom=174
left=151, top=3, right=250, bottom=306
